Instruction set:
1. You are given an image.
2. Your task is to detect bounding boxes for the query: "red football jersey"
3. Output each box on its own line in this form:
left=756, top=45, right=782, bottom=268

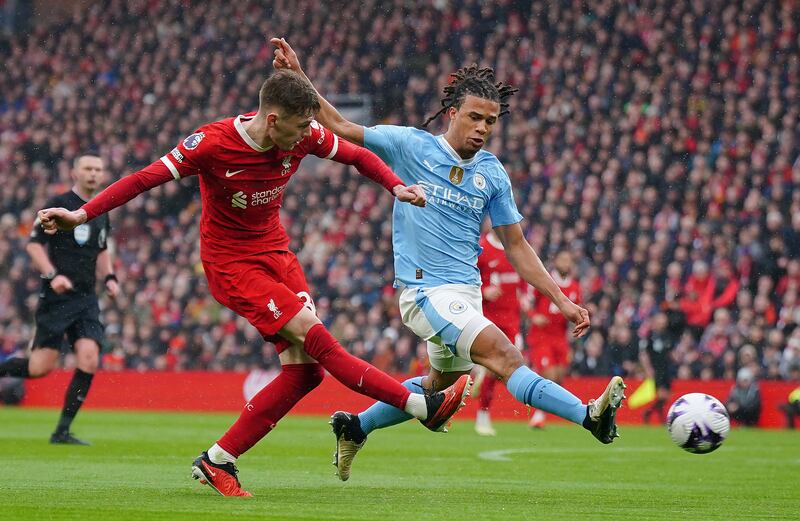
left=82, top=113, right=402, bottom=263
left=528, top=271, right=581, bottom=338
left=162, top=114, right=339, bottom=261
left=477, top=232, right=525, bottom=338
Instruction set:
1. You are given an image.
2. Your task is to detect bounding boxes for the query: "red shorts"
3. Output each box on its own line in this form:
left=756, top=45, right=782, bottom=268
left=203, top=251, right=315, bottom=353
left=527, top=333, right=570, bottom=370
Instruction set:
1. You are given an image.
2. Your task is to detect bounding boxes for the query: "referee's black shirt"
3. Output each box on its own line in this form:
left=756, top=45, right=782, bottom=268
left=29, top=191, right=111, bottom=295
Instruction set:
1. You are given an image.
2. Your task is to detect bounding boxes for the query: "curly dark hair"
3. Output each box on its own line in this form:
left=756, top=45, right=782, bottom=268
left=422, top=64, right=518, bottom=127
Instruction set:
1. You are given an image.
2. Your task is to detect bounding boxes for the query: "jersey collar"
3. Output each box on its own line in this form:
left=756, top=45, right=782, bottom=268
left=436, top=135, right=478, bottom=167
left=234, top=115, right=274, bottom=152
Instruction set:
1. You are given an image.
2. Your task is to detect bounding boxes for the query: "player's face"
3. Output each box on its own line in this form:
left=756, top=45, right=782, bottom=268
left=554, top=251, right=573, bottom=276
left=72, top=156, right=105, bottom=193
left=268, top=110, right=314, bottom=150
left=447, top=95, right=500, bottom=158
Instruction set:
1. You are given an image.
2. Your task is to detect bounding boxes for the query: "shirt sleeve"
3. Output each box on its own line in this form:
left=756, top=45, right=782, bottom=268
left=306, top=120, right=340, bottom=160
left=82, top=130, right=211, bottom=221
left=307, top=121, right=404, bottom=193
left=363, top=125, right=413, bottom=167
left=488, top=165, right=524, bottom=227
left=157, top=129, right=212, bottom=180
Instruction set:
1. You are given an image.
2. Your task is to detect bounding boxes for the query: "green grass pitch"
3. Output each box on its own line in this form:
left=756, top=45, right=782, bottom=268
left=1, top=407, right=796, bottom=520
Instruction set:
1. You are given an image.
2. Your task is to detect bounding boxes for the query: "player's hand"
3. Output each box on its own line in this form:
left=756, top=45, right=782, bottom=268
left=105, top=279, right=120, bottom=299
left=560, top=301, right=590, bottom=338
left=270, top=37, right=303, bottom=74
left=393, top=184, right=427, bottom=207
left=50, top=274, right=74, bottom=294
left=38, top=208, right=87, bottom=235
left=483, top=285, right=502, bottom=301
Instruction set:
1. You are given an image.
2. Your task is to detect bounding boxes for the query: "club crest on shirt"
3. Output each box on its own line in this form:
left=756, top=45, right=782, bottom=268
left=449, top=166, right=464, bottom=185
left=449, top=300, right=467, bottom=314
left=473, top=173, right=486, bottom=190
left=183, top=132, right=205, bottom=150
left=74, top=224, right=91, bottom=246
left=281, top=156, right=293, bottom=175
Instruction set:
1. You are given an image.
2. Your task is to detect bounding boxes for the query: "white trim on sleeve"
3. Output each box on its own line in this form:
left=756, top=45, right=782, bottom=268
left=160, top=155, right=181, bottom=180
left=324, top=133, right=339, bottom=160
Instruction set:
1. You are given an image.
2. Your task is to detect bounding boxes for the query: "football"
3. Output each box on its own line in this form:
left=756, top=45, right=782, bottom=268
left=666, top=393, right=731, bottom=454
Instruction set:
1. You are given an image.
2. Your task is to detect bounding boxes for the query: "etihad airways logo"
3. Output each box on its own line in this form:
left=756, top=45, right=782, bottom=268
left=230, top=185, right=287, bottom=209
left=417, top=180, right=485, bottom=211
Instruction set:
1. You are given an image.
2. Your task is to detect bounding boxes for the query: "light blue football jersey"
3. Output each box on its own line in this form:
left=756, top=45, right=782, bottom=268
left=364, top=125, right=523, bottom=288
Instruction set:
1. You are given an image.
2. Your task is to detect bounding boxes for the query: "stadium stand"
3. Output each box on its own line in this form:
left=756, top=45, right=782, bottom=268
left=0, top=0, right=798, bottom=384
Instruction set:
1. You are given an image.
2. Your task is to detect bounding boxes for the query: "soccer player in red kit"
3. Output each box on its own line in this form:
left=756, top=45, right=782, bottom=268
left=37, top=70, right=472, bottom=497
left=473, top=229, right=526, bottom=436
left=526, top=250, right=581, bottom=428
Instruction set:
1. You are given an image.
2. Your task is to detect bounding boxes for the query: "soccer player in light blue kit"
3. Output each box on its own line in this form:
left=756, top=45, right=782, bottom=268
left=272, top=39, right=626, bottom=481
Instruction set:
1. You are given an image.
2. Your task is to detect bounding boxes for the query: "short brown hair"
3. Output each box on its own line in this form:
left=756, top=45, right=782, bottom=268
left=258, top=70, right=320, bottom=117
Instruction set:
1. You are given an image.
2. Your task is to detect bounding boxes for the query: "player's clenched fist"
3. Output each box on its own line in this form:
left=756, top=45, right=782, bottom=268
left=37, top=208, right=88, bottom=235
left=393, top=184, right=427, bottom=207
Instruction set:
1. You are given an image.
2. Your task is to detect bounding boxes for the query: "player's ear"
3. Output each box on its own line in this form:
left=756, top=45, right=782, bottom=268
left=266, top=112, right=279, bottom=128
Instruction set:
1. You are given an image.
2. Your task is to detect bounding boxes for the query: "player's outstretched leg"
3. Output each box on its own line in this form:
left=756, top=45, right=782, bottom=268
left=302, top=323, right=471, bottom=431
left=473, top=326, right=626, bottom=444
left=507, top=366, right=626, bottom=444
left=330, top=376, right=425, bottom=481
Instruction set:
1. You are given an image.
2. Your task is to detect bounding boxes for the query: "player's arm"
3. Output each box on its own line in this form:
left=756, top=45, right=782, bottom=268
left=271, top=37, right=365, bottom=145
left=494, top=222, right=590, bottom=338
left=39, top=137, right=207, bottom=234
left=38, top=165, right=175, bottom=234
left=322, top=135, right=425, bottom=206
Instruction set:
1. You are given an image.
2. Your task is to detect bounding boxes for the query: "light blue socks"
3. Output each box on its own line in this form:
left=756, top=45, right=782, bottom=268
left=358, top=376, right=424, bottom=435
left=358, top=367, right=587, bottom=434
left=506, top=366, right=587, bottom=425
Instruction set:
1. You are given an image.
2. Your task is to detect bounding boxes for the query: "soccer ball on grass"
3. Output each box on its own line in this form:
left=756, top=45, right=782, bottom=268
left=666, top=392, right=730, bottom=454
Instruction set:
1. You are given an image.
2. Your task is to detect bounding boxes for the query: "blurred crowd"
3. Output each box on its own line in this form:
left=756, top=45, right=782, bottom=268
left=0, top=0, right=799, bottom=384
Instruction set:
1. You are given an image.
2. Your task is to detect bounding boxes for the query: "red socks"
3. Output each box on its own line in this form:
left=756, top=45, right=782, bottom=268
left=303, top=324, right=410, bottom=410
left=217, top=363, right=324, bottom=457
left=479, top=373, right=499, bottom=410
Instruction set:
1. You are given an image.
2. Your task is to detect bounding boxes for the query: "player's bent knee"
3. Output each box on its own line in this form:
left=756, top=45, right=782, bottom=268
left=279, top=306, right=322, bottom=345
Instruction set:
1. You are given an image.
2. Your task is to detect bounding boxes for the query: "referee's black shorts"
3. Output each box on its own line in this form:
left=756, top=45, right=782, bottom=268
left=32, top=292, right=105, bottom=351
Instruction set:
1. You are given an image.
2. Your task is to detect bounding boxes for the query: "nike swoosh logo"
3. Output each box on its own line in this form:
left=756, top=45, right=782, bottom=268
left=225, top=169, right=245, bottom=177
left=488, top=260, right=500, bottom=267
left=357, top=368, right=369, bottom=388
left=203, top=463, right=216, bottom=477
left=422, top=160, right=435, bottom=172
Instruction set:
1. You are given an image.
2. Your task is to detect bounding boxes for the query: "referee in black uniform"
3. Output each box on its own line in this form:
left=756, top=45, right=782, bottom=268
left=0, top=154, right=118, bottom=444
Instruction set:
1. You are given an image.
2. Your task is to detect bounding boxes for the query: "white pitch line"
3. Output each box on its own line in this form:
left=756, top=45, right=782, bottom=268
left=478, top=446, right=669, bottom=462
